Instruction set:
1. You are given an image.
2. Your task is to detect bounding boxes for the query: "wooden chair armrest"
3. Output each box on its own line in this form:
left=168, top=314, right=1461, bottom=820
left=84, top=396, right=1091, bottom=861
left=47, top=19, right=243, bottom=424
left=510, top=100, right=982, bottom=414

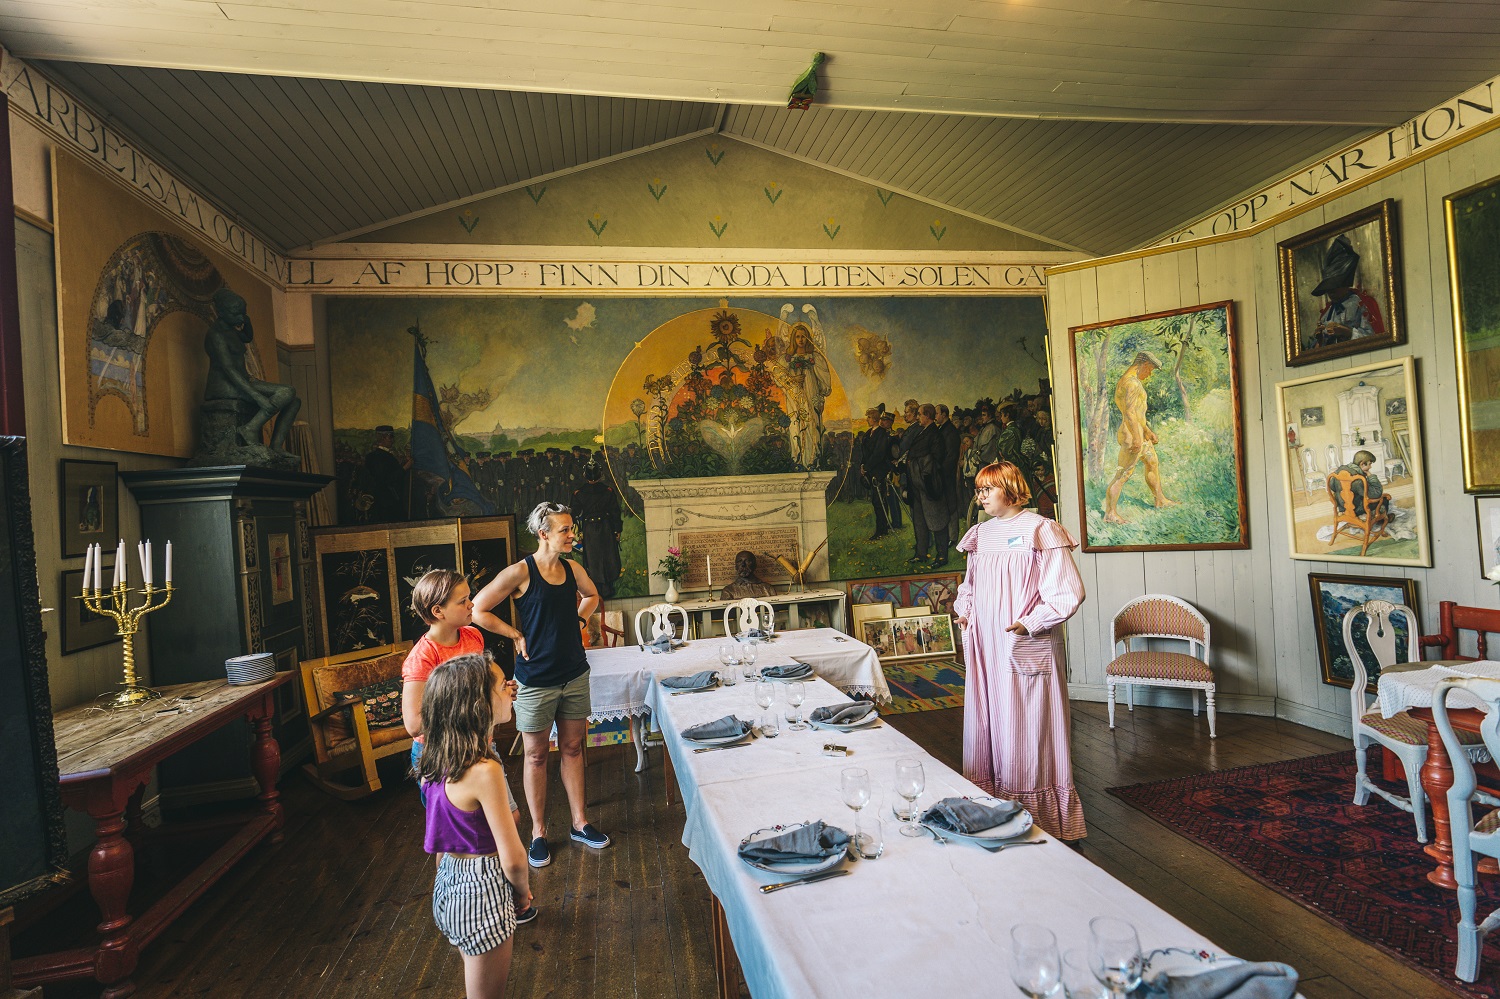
left=1420, top=633, right=1452, bottom=652
left=309, top=695, right=364, bottom=723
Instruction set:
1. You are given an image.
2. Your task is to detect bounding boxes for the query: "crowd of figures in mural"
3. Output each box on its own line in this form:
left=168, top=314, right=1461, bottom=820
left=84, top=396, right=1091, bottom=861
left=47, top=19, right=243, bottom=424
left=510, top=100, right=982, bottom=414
left=329, top=295, right=1054, bottom=595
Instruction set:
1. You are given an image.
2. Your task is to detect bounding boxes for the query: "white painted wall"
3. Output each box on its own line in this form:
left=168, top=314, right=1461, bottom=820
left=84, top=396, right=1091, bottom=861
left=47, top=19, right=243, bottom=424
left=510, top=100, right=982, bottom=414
left=1046, top=126, right=1500, bottom=738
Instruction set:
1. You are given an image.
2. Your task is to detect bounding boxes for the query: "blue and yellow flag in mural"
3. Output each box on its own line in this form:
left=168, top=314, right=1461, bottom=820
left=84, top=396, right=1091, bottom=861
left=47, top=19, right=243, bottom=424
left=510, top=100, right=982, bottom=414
left=410, top=338, right=494, bottom=516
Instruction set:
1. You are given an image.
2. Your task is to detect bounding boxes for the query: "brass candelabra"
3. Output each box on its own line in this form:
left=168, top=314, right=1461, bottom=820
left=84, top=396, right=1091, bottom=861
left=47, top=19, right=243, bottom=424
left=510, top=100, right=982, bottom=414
left=82, top=539, right=175, bottom=709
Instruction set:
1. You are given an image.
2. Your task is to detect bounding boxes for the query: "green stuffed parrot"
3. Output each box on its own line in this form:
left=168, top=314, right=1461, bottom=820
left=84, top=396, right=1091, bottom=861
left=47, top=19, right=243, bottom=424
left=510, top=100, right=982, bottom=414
left=787, top=52, right=826, bottom=110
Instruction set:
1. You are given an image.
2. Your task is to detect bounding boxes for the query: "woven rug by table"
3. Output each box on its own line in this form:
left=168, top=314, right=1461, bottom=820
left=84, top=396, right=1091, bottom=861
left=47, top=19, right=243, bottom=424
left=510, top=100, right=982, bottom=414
left=879, top=660, right=965, bottom=715
left=1111, top=751, right=1500, bottom=998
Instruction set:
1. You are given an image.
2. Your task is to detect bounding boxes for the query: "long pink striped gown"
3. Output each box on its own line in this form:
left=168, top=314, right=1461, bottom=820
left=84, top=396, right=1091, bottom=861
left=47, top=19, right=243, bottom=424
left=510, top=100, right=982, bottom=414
left=954, top=509, right=1087, bottom=840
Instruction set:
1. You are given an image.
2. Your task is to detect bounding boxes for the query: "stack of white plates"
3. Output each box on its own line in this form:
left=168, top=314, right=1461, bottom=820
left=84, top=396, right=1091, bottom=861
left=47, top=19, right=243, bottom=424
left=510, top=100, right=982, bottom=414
left=225, top=652, right=276, bottom=685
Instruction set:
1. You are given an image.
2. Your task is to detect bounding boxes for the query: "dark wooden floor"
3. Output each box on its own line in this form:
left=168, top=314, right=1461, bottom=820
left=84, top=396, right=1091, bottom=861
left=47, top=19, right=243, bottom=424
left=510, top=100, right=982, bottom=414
left=19, top=703, right=1441, bottom=998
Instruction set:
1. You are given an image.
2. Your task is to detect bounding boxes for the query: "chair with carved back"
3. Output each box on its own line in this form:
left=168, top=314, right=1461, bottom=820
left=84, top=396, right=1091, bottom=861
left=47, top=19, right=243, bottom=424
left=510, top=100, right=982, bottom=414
left=299, top=641, right=414, bottom=799
left=634, top=602, right=689, bottom=646
left=1327, top=469, right=1390, bottom=558
left=1345, top=601, right=1486, bottom=842
left=723, top=597, right=775, bottom=639
left=1105, top=594, right=1216, bottom=737
left=1432, top=676, right=1500, bottom=982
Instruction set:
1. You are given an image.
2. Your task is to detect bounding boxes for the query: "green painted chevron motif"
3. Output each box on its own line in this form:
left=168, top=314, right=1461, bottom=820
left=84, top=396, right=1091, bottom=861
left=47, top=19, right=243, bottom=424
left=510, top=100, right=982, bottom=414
left=648, top=178, right=667, bottom=201
left=458, top=209, right=479, bottom=233
left=709, top=215, right=729, bottom=238
left=877, top=189, right=895, bottom=206
left=705, top=143, right=725, bottom=166
left=823, top=216, right=841, bottom=240
left=526, top=184, right=547, bottom=204
left=587, top=212, right=608, bottom=237
left=764, top=182, right=783, bottom=205
left=930, top=219, right=947, bottom=242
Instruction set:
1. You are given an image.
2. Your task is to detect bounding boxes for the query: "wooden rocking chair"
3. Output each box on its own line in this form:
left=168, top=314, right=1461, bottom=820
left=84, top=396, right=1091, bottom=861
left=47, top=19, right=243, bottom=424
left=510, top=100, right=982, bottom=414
left=299, top=642, right=414, bottom=799
left=1327, top=468, right=1389, bottom=557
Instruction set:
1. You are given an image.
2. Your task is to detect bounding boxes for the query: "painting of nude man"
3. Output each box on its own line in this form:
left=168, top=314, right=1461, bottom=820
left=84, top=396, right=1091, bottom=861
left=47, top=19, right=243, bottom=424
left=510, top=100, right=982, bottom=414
left=1070, top=301, right=1248, bottom=552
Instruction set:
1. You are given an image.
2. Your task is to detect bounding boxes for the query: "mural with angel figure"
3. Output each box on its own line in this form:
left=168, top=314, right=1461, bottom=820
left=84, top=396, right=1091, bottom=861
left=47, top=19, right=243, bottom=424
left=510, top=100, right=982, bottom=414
left=328, top=294, right=1049, bottom=593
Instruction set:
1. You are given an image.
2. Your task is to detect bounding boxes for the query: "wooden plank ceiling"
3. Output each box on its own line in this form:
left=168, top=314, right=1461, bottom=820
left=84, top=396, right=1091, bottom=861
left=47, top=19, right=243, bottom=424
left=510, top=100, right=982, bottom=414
left=15, top=0, right=1499, bottom=254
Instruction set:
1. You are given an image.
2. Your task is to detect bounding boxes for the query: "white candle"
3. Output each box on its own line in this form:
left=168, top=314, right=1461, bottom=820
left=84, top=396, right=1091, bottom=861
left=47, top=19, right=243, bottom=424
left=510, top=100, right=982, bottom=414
left=706, top=553, right=712, bottom=587
left=165, top=541, right=172, bottom=585
left=138, top=541, right=147, bottom=587
left=114, top=540, right=123, bottom=587
left=82, top=544, right=92, bottom=596
left=93, top=544, right=102, bottom=592
left=146, top=541, right=153, bottom=588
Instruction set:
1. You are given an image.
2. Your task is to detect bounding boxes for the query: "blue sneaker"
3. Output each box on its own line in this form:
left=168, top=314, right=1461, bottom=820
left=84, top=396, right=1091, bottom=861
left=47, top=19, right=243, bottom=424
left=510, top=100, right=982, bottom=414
left=527, top=836, right=551, bottom=868
left=514, top=904, right=539, bottom=925
left=569, top=823, right=611, bottom=849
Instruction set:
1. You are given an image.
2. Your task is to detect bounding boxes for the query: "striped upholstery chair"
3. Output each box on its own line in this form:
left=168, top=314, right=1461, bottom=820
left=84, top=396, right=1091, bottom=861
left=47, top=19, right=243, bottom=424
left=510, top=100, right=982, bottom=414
left=1106, top=595, right=1216, bottom=737
left=1346, top=600, right=1486, bottom=843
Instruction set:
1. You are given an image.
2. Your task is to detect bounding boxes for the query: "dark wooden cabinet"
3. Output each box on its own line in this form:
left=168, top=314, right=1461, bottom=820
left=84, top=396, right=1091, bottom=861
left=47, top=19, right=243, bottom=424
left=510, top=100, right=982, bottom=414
left=122, top=466, right=331, bottom=804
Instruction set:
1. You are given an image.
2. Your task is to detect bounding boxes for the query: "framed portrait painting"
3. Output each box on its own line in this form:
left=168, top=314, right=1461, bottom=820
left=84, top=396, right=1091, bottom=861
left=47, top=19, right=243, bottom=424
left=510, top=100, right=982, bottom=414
left=1279, top=199, right=1404, bottom=366
left=1070, top=301, right=1248, bottom=552
left=1308, top=572, right=1418, bottom=692
left=1445, top=174, right=1500, bottom=492
left=1275, top=357, right=1430, bottom=567
left=1476, top=496, right=1500, bottom=580
left=59, top=459, right=118, bottom=558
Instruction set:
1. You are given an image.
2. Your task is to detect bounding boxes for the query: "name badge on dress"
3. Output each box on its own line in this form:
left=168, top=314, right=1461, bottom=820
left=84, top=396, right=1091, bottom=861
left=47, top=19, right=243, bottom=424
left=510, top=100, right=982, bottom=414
left=1006, top=535, right=1028, bottom=549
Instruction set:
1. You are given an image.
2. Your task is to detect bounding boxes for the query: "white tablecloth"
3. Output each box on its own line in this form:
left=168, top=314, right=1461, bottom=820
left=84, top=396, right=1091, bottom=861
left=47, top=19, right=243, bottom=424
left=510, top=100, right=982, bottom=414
left=650, top=674, right=1251, bottom=999
left=586, top=628, right=890, bottom=722
left=1377, top=660, right=1500, bottom=718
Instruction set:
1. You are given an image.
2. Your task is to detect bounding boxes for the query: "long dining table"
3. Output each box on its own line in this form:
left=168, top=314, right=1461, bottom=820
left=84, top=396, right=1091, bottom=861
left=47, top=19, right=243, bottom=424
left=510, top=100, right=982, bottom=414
left=644, top=669, right=1262, bottom=999
left=585, top=627, right=891, bottom=771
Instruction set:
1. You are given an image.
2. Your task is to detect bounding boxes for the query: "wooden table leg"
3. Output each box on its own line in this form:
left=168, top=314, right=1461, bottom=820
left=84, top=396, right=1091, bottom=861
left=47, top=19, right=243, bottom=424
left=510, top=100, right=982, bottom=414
left=249, top=705, right=284, bottom=843
left=1423, top=719, right=1462, bottom=888
left=710, top=895, right=743, bottom=999
left=81, top=789, right=138, bottom=999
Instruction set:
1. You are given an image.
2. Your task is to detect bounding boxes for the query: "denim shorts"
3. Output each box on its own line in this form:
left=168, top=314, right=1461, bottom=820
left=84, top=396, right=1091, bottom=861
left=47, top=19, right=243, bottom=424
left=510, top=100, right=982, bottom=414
left=432, top=854, right=515, bottom=956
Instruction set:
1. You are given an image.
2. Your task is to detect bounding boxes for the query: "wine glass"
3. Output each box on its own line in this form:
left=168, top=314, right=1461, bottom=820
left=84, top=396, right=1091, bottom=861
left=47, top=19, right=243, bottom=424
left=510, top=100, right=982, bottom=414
left=893, top=758, right=926, bottom=836
left=717, top=643, right=739, bottom=686
left=841, top=767, right=872, bottom=853
left=785, top=680, right=808, bottom=730
left=740, top=637, right=760, bottom=681
left=1088, top=917, right=1142, bottom=997
left=1010, top=924, right=1063, bottom=998
left=1062, top=950, right=1108, bottom=999
left=755, top=679, right=776, bottom=714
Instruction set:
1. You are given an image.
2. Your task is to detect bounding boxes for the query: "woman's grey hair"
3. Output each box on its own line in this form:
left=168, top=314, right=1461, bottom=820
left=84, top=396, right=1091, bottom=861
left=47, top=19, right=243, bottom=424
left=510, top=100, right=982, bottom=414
left=527, top=501, right=571, bottom=537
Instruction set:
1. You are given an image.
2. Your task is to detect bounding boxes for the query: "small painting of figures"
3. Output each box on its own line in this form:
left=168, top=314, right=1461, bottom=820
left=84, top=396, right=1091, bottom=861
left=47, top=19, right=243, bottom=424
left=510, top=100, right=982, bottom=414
left=328, top=295, right=1052, bottom=595
left=1275, top=357, right=1430, bottom=567
left=1070, top=301, right=1248, bottom=552
left=1279, top=200, right=1404, bottom=367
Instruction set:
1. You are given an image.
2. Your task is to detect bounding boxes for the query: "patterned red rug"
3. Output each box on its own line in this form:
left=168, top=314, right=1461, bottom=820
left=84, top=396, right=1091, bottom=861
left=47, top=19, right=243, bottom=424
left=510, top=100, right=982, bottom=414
left=1110, top=752, right=1500, bottom=998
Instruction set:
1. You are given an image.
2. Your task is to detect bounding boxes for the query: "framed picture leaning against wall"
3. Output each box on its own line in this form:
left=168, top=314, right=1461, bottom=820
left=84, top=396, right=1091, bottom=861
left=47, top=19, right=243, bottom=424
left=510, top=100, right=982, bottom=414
left=1445, top=174, right=1500, bottom=492
left=1279, top=199, right=1404, bottom=367
left=1308, top=572, right=1419, bottom=692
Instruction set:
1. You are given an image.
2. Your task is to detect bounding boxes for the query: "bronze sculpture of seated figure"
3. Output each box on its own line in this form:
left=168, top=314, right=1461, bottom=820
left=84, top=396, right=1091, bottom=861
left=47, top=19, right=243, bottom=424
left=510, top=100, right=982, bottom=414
left=719, top=550, right=776, bottom=600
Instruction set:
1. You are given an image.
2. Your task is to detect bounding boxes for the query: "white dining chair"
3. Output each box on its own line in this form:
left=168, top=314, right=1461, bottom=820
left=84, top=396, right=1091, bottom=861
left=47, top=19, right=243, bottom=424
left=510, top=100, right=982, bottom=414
left=723, top=597, right=774, bottom=639
left=1345, top=599, right=1485, bottom=842
left=1432, top=676, right=1500, bottom=982
left=634, top=603, right=689, bottom=646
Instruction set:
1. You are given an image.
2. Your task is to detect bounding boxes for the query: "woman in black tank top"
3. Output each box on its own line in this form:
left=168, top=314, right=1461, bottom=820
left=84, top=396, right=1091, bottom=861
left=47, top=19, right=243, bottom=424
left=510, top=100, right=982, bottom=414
left=513, top=554, right=589, bottom=688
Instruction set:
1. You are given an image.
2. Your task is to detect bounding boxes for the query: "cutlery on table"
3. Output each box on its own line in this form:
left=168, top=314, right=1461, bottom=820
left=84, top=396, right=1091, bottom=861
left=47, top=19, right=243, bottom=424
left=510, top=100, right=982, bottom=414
left=692, top=741, right=753, bottom=754
left=759, top=869, right=851, bottom=894
left=671, top=686, right=721, bottom=696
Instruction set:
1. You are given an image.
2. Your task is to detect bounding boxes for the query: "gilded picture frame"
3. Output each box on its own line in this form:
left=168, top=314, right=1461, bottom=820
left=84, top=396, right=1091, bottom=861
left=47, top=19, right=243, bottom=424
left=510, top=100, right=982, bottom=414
left=1444, top=174, right=1500, bottom=492
left=1274, top=356, right=1430, bottom=567
left=1476, top=496, right=1500, bottom=581
left=1279, top=199, right=1404, bottom=367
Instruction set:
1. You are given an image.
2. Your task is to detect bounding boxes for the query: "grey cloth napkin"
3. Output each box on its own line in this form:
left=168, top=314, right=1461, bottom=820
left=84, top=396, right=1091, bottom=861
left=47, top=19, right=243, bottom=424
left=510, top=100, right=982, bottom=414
left=809, top=702, right=876, bottom=725
left=921, top=796, right=1021, bottom=834
left=1135, top=962, right=1298, bottom=999
left=744, top=628, right=775, bottom=640
left=661, top=670, right=719, bottom=690
left=761, top=661, right=814, bottom=680
left=681, top=715, right=752, bottom=741
left=737, top=820, right=850, bottom=865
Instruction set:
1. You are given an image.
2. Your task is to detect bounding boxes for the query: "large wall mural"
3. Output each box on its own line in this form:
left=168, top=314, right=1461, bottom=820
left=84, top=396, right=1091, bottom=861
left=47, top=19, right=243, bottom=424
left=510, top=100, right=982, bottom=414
left=328, top=295, right=1052, bottom=598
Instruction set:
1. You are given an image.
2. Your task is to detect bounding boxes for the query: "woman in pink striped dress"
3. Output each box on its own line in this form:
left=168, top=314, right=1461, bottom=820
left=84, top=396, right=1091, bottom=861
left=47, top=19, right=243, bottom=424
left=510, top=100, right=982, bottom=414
left=954, top=461, right=1087, bottom=840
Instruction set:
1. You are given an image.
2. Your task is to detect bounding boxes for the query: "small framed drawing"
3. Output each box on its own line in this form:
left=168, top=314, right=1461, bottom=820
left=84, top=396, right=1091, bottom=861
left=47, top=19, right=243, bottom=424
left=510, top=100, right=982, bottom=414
left=59, top=459, right=118, bottom=558
left=268, top=533, right=294, bottom=605
left=1279, top=199, right=1404, bottom=366
left=1307, top=572, right=1418, bottom=692
left=850, top=601, right=894, bottom=645
left=1476, top=497, right=1500, bottom=580
left=60, top=568, right=121, bottom=654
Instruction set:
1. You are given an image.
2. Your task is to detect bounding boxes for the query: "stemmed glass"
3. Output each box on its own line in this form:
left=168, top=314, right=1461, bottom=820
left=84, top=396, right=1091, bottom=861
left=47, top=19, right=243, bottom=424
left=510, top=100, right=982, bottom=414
left=717, top=643, right=739, bottom=686
left=785, top=680, right=808, bottom=730
left=740, top=637, right=759, bottom=682
left=893, top=758, right=926, bottom=836
left=840, top=767, right=872, bottom=854
left=1009, top=924, right=1063, bottom=998
left=1088, top=917, right=1143, bottom=997
left=1062, top=950, right=1108, bottom=999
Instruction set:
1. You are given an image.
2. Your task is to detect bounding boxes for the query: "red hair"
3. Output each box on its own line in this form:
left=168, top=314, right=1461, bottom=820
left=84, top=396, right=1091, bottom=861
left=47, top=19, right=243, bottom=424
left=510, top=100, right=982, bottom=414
left=975, top=461, right=1031, bottom=506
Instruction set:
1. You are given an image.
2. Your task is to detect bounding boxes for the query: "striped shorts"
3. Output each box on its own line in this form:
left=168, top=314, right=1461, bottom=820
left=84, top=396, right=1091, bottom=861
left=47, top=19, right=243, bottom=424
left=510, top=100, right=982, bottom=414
left=432, top=855, right=516, bottom=956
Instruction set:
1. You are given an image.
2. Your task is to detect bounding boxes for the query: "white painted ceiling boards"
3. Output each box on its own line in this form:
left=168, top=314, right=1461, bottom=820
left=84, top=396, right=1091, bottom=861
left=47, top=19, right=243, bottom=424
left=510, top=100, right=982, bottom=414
left=9, top=1, right=1500, bottom=255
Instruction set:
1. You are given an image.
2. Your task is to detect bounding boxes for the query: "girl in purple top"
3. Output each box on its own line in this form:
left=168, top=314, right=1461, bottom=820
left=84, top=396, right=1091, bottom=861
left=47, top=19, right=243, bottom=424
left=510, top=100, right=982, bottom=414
left=415, top=654, right=533, bottom=998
